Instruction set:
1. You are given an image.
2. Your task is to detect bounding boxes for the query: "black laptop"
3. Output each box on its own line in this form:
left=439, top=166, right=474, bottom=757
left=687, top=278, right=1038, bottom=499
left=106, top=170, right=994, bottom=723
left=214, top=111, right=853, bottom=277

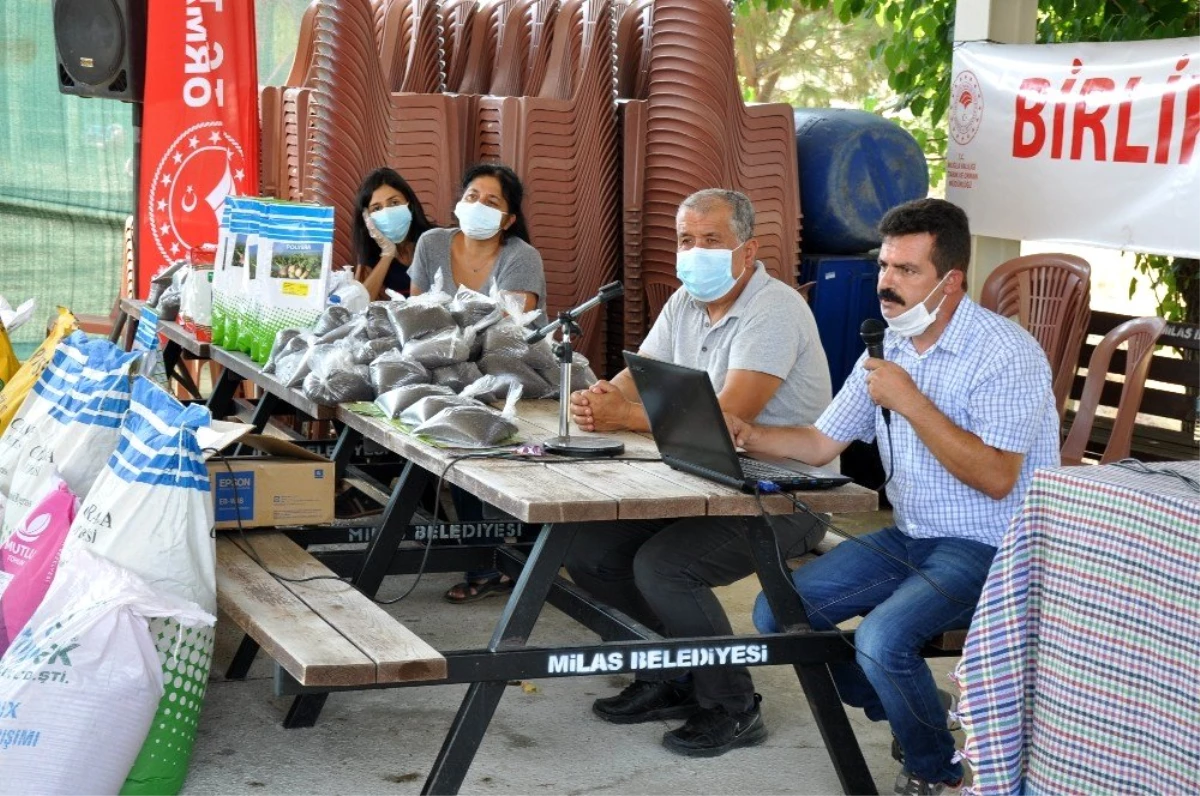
left=624, top=352, right=852, bottom=493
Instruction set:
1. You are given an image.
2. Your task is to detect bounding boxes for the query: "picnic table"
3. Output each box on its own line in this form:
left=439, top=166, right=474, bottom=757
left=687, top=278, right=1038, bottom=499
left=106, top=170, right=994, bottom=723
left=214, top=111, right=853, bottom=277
left=120, top=339, right=882, bottom=794
left=244, top=393, right=879, bottom=795
left=956, top=460, right=1200, bottom=795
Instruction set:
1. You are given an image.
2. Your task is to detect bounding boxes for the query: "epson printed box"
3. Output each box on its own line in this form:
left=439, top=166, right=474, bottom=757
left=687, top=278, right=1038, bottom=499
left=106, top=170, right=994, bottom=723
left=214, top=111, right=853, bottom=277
left=206, top=434, right=335, bottom=529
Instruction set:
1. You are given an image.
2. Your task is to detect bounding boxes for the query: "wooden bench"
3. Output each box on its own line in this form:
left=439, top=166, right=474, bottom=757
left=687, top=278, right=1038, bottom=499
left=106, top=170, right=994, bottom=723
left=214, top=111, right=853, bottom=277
left=804, top=531, right=965, bottom=656
left=216, top=530, right=446, bottom=687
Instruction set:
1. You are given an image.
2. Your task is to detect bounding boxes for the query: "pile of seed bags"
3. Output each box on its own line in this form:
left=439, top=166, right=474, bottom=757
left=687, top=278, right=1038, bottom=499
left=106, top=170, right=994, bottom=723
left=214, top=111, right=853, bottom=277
left=263, top=281, right=597, bottom=448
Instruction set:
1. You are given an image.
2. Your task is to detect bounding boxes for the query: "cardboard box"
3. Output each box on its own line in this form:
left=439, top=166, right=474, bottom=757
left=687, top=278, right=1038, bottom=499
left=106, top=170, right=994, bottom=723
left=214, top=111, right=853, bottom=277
left=206, top=434, right=335, bottom=529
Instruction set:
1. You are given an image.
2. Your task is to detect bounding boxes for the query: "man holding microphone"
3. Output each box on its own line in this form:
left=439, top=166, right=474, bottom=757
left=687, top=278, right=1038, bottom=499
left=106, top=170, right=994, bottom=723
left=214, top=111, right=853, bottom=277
left=729, top=198, right=1060, bottom=795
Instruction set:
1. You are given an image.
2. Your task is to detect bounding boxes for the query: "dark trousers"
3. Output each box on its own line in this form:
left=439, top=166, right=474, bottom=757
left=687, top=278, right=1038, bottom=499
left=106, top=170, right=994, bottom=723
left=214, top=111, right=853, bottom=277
left=563, top=513, right=824, bottom=713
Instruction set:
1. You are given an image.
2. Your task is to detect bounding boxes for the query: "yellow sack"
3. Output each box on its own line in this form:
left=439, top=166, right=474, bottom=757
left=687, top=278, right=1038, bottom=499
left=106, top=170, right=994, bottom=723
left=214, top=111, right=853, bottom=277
left=0, top=324, right=18, bottom=390
left=0, top=308, right=77, bottom=435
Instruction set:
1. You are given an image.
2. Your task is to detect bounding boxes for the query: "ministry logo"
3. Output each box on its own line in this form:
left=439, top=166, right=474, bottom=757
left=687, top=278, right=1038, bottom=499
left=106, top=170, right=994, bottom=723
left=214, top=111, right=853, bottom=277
left=950, top=69, right=984, bottom=146
left=146, top=120, right=250, bottom=261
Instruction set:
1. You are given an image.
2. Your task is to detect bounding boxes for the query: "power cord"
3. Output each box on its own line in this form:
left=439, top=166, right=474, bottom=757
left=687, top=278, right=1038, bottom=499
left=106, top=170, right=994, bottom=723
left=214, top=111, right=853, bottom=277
left=751, top=482, right=969, bottom=735
left=370, top=449, right=663, bottom=604
left=1110, top=457, right=1200, bottom=493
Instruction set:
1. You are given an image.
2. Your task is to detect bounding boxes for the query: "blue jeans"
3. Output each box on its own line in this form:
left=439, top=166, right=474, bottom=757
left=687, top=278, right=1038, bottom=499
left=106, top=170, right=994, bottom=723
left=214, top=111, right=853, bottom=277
left=752, top=527, right=995, bottom=785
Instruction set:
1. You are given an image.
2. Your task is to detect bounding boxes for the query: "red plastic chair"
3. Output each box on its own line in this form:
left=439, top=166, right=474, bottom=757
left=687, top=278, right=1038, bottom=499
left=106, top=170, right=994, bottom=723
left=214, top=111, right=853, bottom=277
left=1061, top=316, right=1167, bottom=466
left=980, top=253, right=1091, bottom=421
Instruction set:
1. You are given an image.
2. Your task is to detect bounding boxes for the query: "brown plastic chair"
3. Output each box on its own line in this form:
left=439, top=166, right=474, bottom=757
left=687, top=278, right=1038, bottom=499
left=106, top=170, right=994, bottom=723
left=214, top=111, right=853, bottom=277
left=980, top=253, right=1091, bottom=420
left=1060, top=316, right=1167, bottom=466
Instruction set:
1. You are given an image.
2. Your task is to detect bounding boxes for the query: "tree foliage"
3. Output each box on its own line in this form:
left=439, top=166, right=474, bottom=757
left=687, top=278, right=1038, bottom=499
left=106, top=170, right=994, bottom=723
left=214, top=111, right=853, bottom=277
left=734, top=0, right=1200, bottom=321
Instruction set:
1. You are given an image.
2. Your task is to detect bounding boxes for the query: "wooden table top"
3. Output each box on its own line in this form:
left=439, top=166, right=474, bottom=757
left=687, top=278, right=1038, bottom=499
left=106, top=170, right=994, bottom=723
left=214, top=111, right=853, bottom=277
left=120, top=297, right=211, bottom=358
left=334, top=399, right=878, bottom=524
left=209, top=346, right=337, bottom=420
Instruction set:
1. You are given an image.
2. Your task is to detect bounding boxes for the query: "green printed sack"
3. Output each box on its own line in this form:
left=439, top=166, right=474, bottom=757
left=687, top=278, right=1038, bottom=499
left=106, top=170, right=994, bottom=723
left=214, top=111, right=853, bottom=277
left=253, top=202, right=334, bottom=363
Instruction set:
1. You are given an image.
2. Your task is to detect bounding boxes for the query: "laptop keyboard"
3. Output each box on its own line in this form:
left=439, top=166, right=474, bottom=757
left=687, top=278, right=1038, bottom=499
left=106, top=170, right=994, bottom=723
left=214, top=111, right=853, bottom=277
left=738, top=456, right=808, bottom=482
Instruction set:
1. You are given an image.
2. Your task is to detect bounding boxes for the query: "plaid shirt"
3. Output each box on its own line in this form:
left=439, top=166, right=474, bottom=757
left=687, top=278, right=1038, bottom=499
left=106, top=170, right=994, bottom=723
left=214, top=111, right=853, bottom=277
left=815, top=297, right=1059, bottom=547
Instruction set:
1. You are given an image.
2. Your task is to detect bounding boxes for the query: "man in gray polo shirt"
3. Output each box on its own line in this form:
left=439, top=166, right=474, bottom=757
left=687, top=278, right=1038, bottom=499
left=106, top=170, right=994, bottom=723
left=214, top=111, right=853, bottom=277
left=564, top=189, right=831, bottom=757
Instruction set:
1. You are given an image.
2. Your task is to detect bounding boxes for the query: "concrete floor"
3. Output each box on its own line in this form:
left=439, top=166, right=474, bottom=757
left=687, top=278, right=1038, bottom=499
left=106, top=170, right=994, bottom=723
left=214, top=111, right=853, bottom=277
left=183, top=512, right=964, bottom=795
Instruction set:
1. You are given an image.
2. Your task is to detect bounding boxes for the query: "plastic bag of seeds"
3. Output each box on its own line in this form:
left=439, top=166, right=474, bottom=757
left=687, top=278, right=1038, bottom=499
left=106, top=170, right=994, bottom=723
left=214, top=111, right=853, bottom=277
left=460, top=373, right=524, bottom=405
left=432, top=361, right=483, bottom=392
left=387, top=297, right=456, bottom=345
left=448, top=286, right=502, bottom=330
left=313, top=305, right=351, bottom=337
left=350, top=335, right=398, bottom=365
left=362, top=301, right=397, bottom=339
left=303, top=363, right=373, bottom=404
left=374, top=384, right=455, bottom=419
left=369, top=349, right=431, bottom=395
left=262, top=328, right=305, bottom=374
left=537, top=351, right=599, bottom=393
left=403, top=327, right=472, bottom=369
left=478, top=352, right=555, bottom=398
left=399, top=394, right=485, bottom=427
left=412, top=389, right=520, bottom=448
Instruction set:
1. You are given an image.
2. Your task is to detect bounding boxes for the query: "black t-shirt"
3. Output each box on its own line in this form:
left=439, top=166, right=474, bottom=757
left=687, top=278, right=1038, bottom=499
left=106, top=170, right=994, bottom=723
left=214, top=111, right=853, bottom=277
left=382, top=259, right=411, bottom=295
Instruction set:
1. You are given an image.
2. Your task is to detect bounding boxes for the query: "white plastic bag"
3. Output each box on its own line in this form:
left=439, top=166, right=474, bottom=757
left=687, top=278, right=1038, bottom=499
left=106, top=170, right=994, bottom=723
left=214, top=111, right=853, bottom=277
left=0, top=549, right=214, bottom=796
left=68, top=377, right=216, bottom=795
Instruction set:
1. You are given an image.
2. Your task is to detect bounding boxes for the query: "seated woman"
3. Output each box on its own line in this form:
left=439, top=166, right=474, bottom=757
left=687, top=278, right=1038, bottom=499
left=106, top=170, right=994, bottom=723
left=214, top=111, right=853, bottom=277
left=409, top=162, right=547, bottom=604
left=353, top=167, right=435, bottom=300
left=409, top=161, right=546, bottom=322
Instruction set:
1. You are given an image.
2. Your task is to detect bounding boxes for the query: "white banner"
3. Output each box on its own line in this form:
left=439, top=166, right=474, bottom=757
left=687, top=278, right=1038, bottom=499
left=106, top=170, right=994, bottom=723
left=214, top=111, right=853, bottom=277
left=947, top=38, right=1200, bottom=258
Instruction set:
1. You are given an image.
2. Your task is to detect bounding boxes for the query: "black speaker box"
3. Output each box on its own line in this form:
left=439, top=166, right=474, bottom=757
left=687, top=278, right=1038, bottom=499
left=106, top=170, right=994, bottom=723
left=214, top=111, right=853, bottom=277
left=53, top=0, right=146, bottom=101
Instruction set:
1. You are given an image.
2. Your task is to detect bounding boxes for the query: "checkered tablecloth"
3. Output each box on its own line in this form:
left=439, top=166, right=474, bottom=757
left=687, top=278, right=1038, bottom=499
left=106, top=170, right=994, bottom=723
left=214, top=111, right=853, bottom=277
left=954, top=461, right=1200, bottom=795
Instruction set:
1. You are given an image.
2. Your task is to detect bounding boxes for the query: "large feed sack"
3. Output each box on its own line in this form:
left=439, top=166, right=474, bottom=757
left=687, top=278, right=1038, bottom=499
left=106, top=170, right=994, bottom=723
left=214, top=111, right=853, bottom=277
left=0, top=308, right=76, bottom=436
left=1, top=336, right=138, bottom=542
left=0, top=475, right=77, bottom=654
left=0, top=330, right=91, bottom=538
left=0, top=549, right=213, bottom=796
left=68, top=377, right=216, bottom=795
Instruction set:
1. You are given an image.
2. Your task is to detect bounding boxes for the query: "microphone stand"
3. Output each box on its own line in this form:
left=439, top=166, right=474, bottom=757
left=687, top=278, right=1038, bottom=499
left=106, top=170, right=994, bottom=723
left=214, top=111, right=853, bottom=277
left=525, top=281, right=626, bottom=457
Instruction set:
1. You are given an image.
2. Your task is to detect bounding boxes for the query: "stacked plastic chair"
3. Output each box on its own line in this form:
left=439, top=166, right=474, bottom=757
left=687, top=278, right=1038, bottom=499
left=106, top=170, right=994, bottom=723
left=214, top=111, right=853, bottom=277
left=483, top=0, right=621, bottom=368
left=615, top=0, right=652, bottom=353
left=617, top=0, right=801, bottom=350
left=441, top=0, right=479, bottom=93
left=305, top=0, right=471, bottom=266
left=376, top=0, right=446, bottom=94
left=472, top=1, right=561, bottom=161
left=259, top=1, right=320, bottom=200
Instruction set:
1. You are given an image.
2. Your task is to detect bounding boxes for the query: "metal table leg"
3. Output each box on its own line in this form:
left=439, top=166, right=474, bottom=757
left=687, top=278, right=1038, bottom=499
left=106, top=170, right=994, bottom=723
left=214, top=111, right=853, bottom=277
left=422, top=523, right=578, bottom=795
left=745, top=515, right=877, bottom=796
left=205, top=366, right=242, bottom=418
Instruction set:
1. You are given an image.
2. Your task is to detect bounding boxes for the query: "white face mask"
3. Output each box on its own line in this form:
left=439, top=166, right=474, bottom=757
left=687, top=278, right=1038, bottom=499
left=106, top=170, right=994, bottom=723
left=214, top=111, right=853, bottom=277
left=455, top=200, right=505, bottom=241
left=884, top=273, right=949, bottom=338
left=676, top=244, right=745, bottom=302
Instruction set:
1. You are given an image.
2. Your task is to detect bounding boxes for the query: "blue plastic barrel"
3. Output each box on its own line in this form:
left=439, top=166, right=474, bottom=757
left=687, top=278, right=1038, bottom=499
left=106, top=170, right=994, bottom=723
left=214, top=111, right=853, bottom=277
left=793, top=108, right=929, bottom=254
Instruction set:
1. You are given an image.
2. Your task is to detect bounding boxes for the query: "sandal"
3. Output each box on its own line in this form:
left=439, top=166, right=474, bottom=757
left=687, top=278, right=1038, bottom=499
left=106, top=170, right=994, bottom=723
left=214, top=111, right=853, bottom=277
left=443, top=574, right=514, bottom=604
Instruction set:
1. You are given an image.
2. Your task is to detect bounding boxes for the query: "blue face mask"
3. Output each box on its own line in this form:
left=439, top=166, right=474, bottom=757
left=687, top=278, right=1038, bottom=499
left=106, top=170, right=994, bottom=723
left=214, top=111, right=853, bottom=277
left=676, top=244, right=745, bottom=302
left=370, top=204, right=412, bottom=243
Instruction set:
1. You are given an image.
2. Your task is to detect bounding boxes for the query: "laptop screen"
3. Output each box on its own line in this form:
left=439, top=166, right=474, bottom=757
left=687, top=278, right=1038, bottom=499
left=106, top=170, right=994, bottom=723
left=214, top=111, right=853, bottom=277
left=624, top=352, right=746, bottom=482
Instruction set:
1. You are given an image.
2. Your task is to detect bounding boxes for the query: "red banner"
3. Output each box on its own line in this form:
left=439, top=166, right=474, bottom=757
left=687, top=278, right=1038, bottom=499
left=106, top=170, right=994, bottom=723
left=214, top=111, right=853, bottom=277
left=137, top=0, right=259, bottom=298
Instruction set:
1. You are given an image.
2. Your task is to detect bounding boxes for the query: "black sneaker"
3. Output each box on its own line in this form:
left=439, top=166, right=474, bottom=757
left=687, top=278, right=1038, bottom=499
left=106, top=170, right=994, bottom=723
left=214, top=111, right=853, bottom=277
left=592, top=679, right=699, bottom=725
left=661, top=693, right=768, bottom=758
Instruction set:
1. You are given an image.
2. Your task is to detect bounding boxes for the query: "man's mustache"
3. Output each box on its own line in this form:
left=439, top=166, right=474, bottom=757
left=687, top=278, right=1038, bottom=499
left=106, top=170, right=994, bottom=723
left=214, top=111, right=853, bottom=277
left=878, top=289, right=905, bottom=305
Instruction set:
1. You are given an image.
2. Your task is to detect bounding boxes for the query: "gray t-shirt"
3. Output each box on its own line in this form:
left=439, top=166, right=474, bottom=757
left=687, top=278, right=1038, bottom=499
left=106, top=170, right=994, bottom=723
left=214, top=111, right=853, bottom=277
left=409, top=227, right=548, bottom=324
left=639, top=262, right=831, bottom=427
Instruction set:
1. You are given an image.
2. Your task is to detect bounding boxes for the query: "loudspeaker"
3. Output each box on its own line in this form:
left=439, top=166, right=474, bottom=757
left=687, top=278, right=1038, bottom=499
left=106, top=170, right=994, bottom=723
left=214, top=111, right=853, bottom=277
left=53, top=0, right=145, bottom=101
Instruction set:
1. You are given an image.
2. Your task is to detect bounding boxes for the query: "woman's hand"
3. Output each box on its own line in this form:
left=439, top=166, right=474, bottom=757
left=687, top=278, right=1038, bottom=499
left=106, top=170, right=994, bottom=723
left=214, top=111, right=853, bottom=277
left=363, top=210, right=398, bottom=261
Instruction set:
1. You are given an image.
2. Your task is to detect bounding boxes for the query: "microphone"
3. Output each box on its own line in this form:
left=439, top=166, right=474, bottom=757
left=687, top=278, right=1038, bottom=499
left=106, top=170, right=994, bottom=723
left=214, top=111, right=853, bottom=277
left=859, top=318, right=891, bottom=426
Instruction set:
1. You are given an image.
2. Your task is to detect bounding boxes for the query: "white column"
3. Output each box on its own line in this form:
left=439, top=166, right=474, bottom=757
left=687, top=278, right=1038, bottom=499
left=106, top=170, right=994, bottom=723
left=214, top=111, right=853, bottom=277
left=953, top=0, right=1038, bottom=300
